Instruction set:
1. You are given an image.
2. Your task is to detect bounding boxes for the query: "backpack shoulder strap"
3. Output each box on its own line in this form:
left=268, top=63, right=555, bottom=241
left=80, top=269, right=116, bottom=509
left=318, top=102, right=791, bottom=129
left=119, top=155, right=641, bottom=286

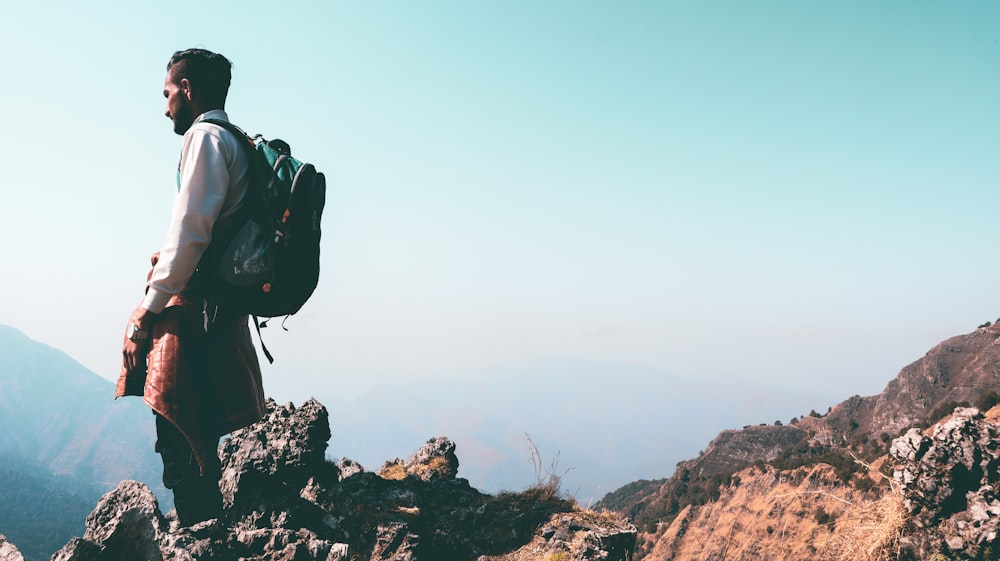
left=201, top=118, right=256, bottom=156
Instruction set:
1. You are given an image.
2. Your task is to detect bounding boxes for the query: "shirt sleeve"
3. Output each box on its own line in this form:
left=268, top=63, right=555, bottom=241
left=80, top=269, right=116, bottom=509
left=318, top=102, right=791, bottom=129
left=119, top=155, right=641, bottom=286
left=142, top=127, right=231, bottom=313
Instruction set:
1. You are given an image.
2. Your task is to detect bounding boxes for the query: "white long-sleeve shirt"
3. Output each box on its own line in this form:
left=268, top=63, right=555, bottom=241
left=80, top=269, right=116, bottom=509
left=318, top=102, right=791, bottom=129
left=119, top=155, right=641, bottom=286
left=142, top=110, right=251, bottom=313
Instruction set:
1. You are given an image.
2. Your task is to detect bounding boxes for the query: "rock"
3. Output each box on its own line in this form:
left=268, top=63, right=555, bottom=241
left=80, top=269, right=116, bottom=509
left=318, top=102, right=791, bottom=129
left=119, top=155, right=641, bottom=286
left=337, top=458, right=365, bottom=480
left=889, top=428, right=926, bottom=462
left=476, top=511, right=637, bottom=561
left=0, top=534, right=24, bottom=561
left=220, top=399, right=341, bottom=534
left=377, top=437, right=459, bottom=482
left=892, top=407, right=1000, bottom=558
left=404, top=437, right=459, bottom=481
left=220, top=398, right=338, bottom=513
left=82, top=480, right=167, bottom=561
left=48, top=398, right=634, bottom=561
left=49, top=538, right=100, bottom=561
left=369, top=523, right=419, bottom=561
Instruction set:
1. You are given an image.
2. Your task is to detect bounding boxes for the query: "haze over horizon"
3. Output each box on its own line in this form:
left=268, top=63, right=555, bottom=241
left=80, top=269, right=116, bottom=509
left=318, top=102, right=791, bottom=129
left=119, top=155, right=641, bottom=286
left=3, top=3, right=999, bottom=413
left=0, top=321, right=839, bottom=502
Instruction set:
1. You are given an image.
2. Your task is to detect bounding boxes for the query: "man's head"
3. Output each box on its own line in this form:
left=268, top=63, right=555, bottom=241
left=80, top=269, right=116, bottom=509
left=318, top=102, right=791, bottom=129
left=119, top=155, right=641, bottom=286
left=163, top=48, right=232, bottom=135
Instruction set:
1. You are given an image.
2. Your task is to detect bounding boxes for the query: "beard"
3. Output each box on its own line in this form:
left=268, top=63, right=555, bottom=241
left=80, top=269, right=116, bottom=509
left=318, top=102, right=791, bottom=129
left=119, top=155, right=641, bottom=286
left=172, top=100, right=196, bottom=135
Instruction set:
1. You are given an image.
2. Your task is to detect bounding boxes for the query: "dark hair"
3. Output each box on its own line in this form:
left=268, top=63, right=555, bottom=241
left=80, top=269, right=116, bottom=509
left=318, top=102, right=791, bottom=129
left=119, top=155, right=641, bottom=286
left=166, top=48, right=233, bottom=108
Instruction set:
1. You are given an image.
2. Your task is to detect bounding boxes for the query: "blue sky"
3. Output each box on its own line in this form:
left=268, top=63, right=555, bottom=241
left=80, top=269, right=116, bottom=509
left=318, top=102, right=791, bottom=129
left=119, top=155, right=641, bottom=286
left=3, top=2, right=1000, bottom=410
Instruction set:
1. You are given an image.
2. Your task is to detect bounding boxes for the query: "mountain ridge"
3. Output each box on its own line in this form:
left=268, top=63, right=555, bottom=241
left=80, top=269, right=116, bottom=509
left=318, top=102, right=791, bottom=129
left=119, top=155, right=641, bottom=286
left=0, top=324, right=161, bottom=488
left=599, top=320, right=1000, bottom=559
left=0, top=324, right=166, bottom=560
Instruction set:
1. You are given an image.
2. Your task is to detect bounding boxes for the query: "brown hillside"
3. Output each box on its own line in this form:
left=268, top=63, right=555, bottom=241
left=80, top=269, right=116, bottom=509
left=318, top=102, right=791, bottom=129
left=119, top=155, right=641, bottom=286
left=643, top=462, right=902, bottom=561
left=600, top=323, right=1000, bottom=560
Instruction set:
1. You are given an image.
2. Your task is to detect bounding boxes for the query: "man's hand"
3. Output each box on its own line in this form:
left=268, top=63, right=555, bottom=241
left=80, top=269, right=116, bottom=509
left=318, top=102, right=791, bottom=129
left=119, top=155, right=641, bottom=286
left=122, top=305, right=159, bottom=374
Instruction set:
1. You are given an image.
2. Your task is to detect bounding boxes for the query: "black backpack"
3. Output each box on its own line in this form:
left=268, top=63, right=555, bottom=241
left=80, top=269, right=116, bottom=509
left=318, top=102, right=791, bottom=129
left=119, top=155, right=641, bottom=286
left=200, top=119, right=326, bottom=358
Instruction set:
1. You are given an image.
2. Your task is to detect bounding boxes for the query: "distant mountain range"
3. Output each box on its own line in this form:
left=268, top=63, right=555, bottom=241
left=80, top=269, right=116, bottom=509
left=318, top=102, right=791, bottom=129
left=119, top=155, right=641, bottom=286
left=0, top=324, right=164, bottom=560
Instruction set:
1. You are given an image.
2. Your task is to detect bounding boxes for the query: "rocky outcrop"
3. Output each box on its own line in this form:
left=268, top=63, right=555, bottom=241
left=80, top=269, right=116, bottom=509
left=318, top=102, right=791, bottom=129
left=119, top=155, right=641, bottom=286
left=0, top=534, right=24, bottom=561
left=44, top=398, right=635, bottom=561
left=479, top=511, right=638, bottom=561
left=377, top=437, right=459, bottom=482
left=892, top=406, right=1000, bottom=559
left=684, top=425, right=808, bottom=477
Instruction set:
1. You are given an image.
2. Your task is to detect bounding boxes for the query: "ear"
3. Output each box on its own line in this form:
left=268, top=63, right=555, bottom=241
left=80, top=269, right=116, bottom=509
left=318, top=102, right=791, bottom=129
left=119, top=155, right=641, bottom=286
left=180, top=78, right=193, bottom=101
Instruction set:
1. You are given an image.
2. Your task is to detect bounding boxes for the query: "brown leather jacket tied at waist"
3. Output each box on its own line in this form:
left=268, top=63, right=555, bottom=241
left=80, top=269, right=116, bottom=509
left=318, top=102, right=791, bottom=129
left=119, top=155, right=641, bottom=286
left=116, top=291, right=266, bottom=474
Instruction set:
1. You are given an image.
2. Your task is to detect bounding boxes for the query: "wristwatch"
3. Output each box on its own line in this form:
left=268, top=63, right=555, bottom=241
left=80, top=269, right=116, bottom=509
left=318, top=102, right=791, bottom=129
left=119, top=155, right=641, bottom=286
left=127, top=323, right=150, bottom=343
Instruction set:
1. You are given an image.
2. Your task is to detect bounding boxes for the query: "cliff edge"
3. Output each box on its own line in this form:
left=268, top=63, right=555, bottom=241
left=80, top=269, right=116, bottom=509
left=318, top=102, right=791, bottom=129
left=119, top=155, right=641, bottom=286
left=2, top=398, right=635, bottom=561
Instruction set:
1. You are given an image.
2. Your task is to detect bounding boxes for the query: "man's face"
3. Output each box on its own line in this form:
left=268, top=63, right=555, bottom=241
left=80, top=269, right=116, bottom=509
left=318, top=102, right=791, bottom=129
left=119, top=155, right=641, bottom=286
left=163, top=68, right=194, bottom=135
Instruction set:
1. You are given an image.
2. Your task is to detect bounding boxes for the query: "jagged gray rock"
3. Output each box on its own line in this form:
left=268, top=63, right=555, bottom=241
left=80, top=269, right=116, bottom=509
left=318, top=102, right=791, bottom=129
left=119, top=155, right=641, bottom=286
left=82, top=479, right=164, bottom=558
left=45, top=398, right=635, bottom=561
left=377, top=437, right=459, bottom=482
left=336, top=458, right=365, bottom=480
left=219, top=398, right=340, bottom=536
left=49, top=537, right=100, bottom=561
left=892, top=407, right=1000, bottom=559
left=487, top=512, right=637, bottom=561
left=0, top=534, right=24, bottom=561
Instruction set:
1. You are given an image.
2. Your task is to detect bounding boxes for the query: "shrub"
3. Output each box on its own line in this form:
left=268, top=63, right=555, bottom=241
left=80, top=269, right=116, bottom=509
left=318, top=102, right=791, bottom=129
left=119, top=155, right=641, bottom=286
left=976, top=391, right=1000, bottom=412
left=815, top=506, right=833, bottom=526
left=929, top=400, right=970, bottom=423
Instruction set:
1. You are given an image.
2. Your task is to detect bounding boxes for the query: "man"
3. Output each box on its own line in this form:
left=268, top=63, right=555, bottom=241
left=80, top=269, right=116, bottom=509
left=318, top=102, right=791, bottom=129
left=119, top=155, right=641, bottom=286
left=118, top=48, right=266, bottom=527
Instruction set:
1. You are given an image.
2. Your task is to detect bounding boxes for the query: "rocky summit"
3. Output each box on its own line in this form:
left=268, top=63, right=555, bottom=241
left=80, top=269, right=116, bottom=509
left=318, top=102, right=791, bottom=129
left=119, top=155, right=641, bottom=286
left=7, top=398, right=635, bottom=561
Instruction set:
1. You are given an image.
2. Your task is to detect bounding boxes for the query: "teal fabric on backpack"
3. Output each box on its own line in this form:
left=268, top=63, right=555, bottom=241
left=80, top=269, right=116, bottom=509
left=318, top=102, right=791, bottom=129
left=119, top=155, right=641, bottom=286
left=199, top=119, right=326, bottom=327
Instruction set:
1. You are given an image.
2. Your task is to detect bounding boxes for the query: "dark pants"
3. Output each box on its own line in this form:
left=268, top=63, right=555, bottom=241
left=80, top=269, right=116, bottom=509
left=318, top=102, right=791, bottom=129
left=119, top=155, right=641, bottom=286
left=154, top=413, right=224, bottom=526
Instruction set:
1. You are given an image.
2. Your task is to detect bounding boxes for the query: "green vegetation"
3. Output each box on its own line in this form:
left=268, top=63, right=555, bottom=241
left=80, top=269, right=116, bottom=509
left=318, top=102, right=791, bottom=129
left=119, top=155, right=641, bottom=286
left=925, top=400, right=971, bottom=426
left=977, top=391, right=1000, bottom=412
left=770, top=441, right=864, bottom=484
left=814, top=505, right=836, bottom=530
left=624, top=468, right=736, bottom=533
left=0, top=455, right=95, bottom=561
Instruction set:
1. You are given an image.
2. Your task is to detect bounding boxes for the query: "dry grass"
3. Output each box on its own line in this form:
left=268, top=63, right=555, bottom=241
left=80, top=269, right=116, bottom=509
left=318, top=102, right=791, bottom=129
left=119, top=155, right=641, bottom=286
left=407, top=455, right=450, bottom=479
left=525, top=433, right=571, bottom=503
left=377, top=460, right=407, bottom=481
left=817, top=453, right=908, bottom=561
left=819, top=492, right=907, bottom=561
left=642, top=458, right=910, bottom=561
